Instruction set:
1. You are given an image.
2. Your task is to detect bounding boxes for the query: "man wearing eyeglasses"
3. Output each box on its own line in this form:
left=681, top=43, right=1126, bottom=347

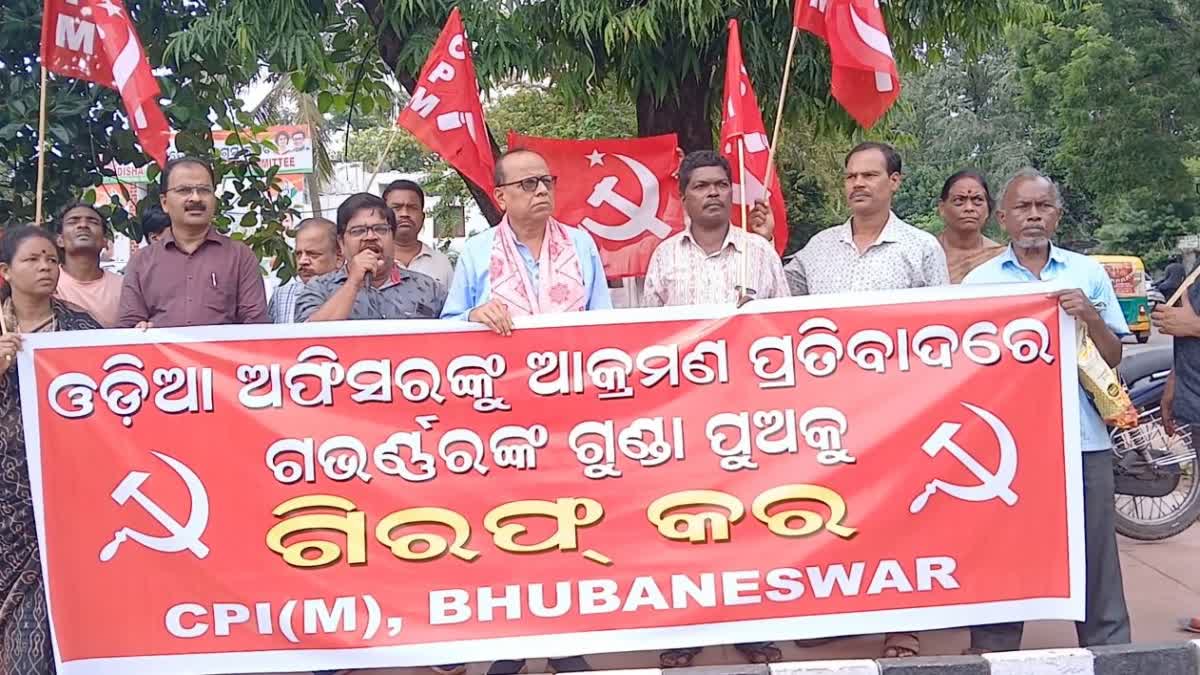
left=295, top=192, right=446, bottom=322
left=118, top=156, right=269, bottom=328
left=441, top=148, right=611, bottom=333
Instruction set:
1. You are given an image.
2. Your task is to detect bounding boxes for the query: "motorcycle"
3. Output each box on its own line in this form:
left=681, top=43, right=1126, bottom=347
left=1109, top=344, right=1199, bottom=540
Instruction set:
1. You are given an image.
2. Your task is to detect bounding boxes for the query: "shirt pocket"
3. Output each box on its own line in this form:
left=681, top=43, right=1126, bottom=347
left=201, top=283, right=237, bottom=318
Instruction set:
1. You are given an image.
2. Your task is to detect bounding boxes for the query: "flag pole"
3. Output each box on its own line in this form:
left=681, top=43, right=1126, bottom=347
left=1165, top=266, right=1200, bottom=308
left=737, top=137, right=750, bottom=294
left=34, top=63, right=50, bottom=226
left=364, top=126, right=401, bottom=193
left=764, top=25, right=799, bottom=194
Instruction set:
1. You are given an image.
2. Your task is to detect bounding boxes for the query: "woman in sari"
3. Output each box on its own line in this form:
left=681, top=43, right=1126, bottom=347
left=0, top=226, right=101, bottom=674
left=936, top=169, right=1005, bottom=284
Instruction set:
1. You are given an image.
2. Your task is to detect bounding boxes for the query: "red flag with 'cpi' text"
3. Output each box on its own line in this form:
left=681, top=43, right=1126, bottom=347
left=720, top=20, right=788, bottom=253
left=508, top=132, right=684, bottom=279
left=399, top=8, right=495, bottom=195
left=793, top=0, right=901, bottom=128
left=41, top=0, right=170, bottom=166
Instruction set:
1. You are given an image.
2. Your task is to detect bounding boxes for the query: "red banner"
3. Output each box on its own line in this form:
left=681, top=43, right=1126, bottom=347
left=19, top=284, right=1083, bottom=675
left=508, top=132, right=685, bottom=279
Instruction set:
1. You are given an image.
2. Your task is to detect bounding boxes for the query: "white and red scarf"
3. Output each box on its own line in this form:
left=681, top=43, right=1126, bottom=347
left=488, top=216, right=586, bottom=316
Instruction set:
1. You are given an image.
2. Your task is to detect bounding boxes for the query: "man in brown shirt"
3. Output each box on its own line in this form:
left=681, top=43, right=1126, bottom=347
left=118, top=156, right=268, bottom=328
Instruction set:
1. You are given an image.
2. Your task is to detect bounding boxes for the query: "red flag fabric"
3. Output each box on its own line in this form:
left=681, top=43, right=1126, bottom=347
left=398, top=8, right=495, bottom=196
left=41, top=0, right=170, bottom=166
left=719, top=20, right=788, bottom=254
left=507, top=132, right=684, bottom=279
left=793, top=0, right=901, bottom=128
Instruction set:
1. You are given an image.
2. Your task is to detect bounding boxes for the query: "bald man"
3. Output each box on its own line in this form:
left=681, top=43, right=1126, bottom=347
left=269, top=217, right=341, bottom=323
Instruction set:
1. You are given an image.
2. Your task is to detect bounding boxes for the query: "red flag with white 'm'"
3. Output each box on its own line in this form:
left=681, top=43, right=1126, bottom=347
left=719, top=19, right=788, bottom=254
left=41, top=0, right=170, bottom=166
left=398, top=8, right=495, bottom=196
left=794, top=0, right=901, bottom=128
left=508, top=132, right=684, bottom=279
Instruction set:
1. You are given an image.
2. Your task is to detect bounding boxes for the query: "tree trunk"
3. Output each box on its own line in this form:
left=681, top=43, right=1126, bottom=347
left=358, top=0, right=504, bottom=226
left=636, top=71, right=715, bottom=152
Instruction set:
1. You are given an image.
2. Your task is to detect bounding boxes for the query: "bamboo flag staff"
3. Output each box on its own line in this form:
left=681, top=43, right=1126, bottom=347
left=737, top=137, right=751, bottom=294
left=34, top=64, right=50, bottom=226
left=1166, top=265, right=1200, bottom=308
left=763, top=24, right=800, bottom=194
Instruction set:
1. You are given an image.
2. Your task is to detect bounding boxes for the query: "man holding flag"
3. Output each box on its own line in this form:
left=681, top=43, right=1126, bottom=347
left=643, top=151, right=789, bottom=307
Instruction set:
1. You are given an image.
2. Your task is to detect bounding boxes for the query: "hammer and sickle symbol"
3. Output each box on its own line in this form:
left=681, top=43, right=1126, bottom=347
left=580, top=154, right=673, bottom=242
left=99, top=451, right=210, bottom=561
left=909, top=402, right=1018, bottom=514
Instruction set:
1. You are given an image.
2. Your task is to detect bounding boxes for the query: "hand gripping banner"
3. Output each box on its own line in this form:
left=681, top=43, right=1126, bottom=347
left=18, top=283, right=1083, bottom=674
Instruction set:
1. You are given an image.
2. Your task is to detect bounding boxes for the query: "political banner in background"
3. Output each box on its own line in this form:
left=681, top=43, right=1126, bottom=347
left=18, top=284, right=1083, bottom=675
left=509, top=132, right=685, bottom=279
left=104, top=125, right=315, bottom=184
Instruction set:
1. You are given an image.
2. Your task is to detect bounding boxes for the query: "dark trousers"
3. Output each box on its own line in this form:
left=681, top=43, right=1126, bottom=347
left=970, top=451, right=1131, bottom=651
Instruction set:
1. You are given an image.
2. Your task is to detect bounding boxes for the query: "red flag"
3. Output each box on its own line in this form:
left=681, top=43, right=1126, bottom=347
left=41, top=0, right=170, bottom=166
left=398, top=8, right=495, bottom=196
left=719, top=20, right=788, bottom=254
left=793, top=0, right=901, bottom=128
left=508, top=132, right=684, bottom=279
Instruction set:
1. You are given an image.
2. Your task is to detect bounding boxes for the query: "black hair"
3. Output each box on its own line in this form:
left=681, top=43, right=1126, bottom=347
left=678, top=150, right=732, bottom=194
left=939, top=169, right=995, bottom=214
left=845, top=141, right=902, bottom=176
left=159, top=155, right=216, bottom=193
left=381, top=179, right=426, bottom=208
left=493, top=147, right=542, bottom=186
left=139, top=204, right=172, bottom=243
left=0, top=226, right=57, bottom=301
left=335, top=193, right=396, bottom=236
left=54, top=201, right=108, bottom=234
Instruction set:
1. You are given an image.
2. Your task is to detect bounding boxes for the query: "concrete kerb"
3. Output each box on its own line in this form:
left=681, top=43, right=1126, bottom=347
left=530, top=641, right=1200, bottom=675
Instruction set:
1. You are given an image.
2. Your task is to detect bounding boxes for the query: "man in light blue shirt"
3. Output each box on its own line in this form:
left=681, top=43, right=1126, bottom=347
left=962, top=168, right=1131, bottom=651
left=441, top=148, right=611, bottom=333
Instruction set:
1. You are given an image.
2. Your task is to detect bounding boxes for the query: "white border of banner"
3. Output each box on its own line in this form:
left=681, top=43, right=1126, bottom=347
left=17, top=281, right=1084, bottom=675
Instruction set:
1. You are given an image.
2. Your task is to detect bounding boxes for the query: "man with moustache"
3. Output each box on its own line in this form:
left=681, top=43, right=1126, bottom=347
left=781, top=141, right=947, bottom=658
left=643, top=150, right=789, bottom=307
left=963, top=168, right=1131, bottom=652
left=54, top=202, right=123, bottom=327
left=441, top=148, right=611, bottom=334
left=295, top=193, right=445, bottom=322
left=382, top=179, right=454, bottom=289
left=784, top=142, right=948, bottom=297
left=118, top=156, right=269, bottom=328
left=267, top=217, right=341, bottom=323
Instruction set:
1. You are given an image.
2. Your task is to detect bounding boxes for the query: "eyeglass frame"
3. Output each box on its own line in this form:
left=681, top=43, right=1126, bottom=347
left=495, top=174, right=558, bottom=193
left=344, top=223, right=395, bottom=238
left=166, top=185, right=216, bottom=197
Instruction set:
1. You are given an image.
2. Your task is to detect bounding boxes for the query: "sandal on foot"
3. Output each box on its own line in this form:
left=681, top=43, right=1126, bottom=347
left=734, top=642, right=783, bottom=664
left=659, top=647, right=703, bottom=668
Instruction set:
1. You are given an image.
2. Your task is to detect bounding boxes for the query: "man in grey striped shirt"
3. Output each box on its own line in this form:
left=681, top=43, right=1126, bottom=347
left=268, top=217, right=340, bottom=323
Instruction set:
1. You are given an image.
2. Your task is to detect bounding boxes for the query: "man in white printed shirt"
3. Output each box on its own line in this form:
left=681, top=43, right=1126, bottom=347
left=643, top=150, right=789, bottom=307
left=783, top=142, right=947, bottom=660
left=784, top=142, right=949, bottom=296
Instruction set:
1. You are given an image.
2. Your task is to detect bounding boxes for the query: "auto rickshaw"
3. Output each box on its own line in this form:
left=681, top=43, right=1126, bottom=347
left=1091, top=254, right=1151, bottom=343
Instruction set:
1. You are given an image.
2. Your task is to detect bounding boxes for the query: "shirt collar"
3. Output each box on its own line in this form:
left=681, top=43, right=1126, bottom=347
left=683, top=223, right=744, bottom=254
left=331, top=262, right=407, bottom=287
left=999, top=243, right=1069, bottom=267
left=838, top=211, right=903, bottom=245
left=162, top=226, right=222, bottom=250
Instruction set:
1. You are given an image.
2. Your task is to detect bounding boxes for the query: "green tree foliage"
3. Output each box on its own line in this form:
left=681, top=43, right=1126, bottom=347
left=0, top=0, right=299, bottom=278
